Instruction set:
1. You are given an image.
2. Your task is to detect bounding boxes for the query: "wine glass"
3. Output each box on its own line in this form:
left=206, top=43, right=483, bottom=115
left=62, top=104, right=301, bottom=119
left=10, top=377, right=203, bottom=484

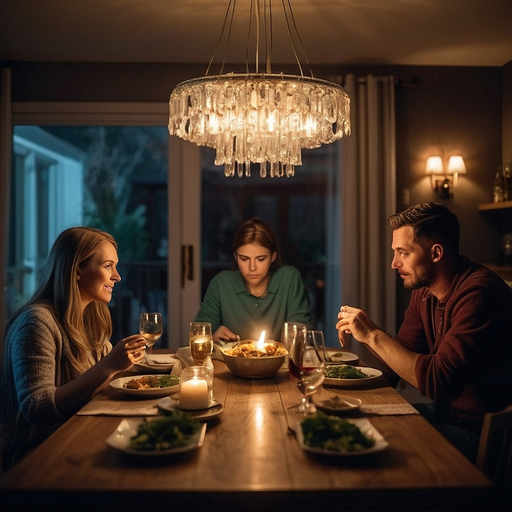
left=281, top=322, right=307, bottom=369
left=309, top=330, right=330, bottom=363
left=139, top=312, right=163, bottom=361
left=288, top=326, right=325, bottom=415
left=189, top=322, right=213, bottom=366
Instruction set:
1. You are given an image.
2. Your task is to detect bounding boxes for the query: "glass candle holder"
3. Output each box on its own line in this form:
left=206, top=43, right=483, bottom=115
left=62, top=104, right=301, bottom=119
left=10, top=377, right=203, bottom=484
left=179, top=366, right=213, bottom=410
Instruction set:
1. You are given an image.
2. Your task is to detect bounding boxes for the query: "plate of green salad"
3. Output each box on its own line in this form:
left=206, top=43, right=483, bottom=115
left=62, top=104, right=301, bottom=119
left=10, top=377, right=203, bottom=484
left=323, top=365, right=382, bottom=388
left=106, top=411, right=206, bottom=456
left=297, top=412, right=388, bottom=456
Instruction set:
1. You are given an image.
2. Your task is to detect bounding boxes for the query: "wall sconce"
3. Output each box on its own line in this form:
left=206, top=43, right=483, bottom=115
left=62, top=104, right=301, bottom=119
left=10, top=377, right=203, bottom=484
left=425, top=155, right=467, bottom=198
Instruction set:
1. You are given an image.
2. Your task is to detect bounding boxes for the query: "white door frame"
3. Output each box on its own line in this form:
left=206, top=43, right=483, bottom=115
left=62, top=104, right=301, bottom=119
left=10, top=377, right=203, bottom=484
left=168, top=136, right=201, bottom=351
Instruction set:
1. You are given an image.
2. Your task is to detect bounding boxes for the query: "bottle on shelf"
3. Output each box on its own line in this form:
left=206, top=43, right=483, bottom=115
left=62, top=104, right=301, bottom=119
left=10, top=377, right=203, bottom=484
left=502, top=233, right=512, bottom=265
left=493, top=166, right=505, bottom=203
left=504, top=161, right=512, bottom=202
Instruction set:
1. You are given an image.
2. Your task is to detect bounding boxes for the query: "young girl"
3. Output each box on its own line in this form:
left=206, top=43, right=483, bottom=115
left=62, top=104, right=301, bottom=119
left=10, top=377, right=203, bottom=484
left=195, top=217, right=312, bottom=344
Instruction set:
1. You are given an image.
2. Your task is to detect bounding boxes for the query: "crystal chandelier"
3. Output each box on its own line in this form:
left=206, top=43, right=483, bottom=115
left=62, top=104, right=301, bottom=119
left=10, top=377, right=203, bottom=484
left=168, top=0, right=351, bottom=178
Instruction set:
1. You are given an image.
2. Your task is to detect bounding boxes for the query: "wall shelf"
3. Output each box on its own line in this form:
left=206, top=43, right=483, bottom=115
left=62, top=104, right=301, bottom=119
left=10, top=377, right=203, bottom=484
left=477, top=203, right=512, bottom=278
left=477, top=201, right=512, bottom=211
left=482, top=263, right=512, bottom=285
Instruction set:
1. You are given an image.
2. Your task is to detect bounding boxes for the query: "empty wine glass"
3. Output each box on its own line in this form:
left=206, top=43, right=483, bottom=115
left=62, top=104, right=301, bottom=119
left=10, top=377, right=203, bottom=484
left=189, top=322, right=213, bottom=366
left=139, top=312, right=163, bottom=362
left=288, top=326, right=325, bottom=415
left=309, top=330, right=331, bottom=363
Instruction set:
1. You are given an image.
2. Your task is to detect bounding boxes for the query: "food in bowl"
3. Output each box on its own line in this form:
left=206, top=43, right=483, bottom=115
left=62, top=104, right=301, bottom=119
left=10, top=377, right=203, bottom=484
left=221, top=340, right=287, bottom=378
left=224, top=340, right=288, bottom=358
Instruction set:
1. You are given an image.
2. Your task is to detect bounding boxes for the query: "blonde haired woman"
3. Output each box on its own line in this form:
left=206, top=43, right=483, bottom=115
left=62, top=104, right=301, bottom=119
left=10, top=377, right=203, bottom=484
left=0, top=227, right=146, bottom=469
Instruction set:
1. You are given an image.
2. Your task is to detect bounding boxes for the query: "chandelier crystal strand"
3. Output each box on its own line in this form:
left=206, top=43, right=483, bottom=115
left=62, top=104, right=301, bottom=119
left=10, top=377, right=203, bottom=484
left=169, top=73, right=350, bottom=177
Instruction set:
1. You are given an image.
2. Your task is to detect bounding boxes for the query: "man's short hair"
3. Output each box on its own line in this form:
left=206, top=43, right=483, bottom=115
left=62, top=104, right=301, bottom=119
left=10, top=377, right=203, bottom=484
left=388, top=202, right=460, bottom=254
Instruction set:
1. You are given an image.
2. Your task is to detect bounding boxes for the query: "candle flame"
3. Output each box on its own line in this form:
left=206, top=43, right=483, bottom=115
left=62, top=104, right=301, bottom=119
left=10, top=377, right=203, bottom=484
left=257, top=331, right=266, bottom=351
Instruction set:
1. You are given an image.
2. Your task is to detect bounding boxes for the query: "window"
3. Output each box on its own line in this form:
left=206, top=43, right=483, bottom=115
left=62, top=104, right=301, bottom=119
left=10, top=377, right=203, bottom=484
left=200, top=144, right=341, bottom=340
left=9, top=125, right=169, bottom=342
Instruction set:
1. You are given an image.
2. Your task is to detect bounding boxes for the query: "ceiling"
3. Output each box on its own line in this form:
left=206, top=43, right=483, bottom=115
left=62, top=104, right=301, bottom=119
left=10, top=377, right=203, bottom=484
left=1, top=0, right=512, bottom=68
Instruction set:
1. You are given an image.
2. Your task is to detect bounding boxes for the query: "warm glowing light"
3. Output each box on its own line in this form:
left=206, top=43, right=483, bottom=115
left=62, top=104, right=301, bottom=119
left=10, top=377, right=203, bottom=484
left=425, top=154, right=467, bottom=198
left=169, top=0, right=352, bottom=178
left=425, top=156, right=444, bottom=174
left=256, top=331, right=266, bottom=351
left=169, top=74, right=350, bottom=178
left=447, top=155, right=467, bottom=176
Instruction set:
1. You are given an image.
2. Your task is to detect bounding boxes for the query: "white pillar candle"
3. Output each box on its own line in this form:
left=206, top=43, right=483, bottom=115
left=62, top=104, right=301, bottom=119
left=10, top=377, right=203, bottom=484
left=179, top=379, right=209, bottom=410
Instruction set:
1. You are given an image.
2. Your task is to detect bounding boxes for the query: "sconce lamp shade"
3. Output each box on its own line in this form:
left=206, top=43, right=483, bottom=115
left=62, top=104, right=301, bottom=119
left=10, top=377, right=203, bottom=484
left=425, top=156, right=444, bottom=174
left=425, top=154, right=466, bottom=199
left=447, top=155, right=467, bottom=175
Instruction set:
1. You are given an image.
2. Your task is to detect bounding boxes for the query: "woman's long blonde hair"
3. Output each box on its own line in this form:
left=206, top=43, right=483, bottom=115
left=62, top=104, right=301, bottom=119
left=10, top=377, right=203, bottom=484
left=13, top=227, right=117, bottom=374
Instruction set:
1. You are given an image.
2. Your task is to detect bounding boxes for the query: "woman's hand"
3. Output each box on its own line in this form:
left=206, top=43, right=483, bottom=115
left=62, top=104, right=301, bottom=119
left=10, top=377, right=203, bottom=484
left=109, top=334, right=147, bottom=371
left=213, top=326, right=240, bottom=344
left=55, top=334, right=146, bottom=415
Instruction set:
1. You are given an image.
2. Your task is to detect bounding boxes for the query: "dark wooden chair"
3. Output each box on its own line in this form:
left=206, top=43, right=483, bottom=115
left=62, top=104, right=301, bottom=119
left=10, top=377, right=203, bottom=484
left=476, top=405, right=512, bottom=507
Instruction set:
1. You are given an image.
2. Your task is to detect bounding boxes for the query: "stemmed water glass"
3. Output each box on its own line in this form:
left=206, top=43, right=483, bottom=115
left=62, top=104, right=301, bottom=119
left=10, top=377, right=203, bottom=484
left=189, top=322, right=213, bottom=366
left=139, top=312, right=163, bottom=362
left=288, top=326, right=325, bottom=415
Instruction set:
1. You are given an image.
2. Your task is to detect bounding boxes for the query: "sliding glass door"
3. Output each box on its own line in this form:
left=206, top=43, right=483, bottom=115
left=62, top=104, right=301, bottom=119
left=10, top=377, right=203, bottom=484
left=10, top=122, right=170, bottom=344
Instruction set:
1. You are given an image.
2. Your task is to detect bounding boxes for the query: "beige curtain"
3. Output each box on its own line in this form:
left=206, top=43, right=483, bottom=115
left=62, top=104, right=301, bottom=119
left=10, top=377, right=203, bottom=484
left=0, top=67, right=12, bottom=361
left=340, top=74, right=397, bottom=338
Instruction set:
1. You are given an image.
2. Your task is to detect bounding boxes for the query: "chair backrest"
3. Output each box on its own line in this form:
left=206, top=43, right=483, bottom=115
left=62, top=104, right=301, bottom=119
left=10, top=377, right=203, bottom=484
left=476, top=405, right=512, bottom=505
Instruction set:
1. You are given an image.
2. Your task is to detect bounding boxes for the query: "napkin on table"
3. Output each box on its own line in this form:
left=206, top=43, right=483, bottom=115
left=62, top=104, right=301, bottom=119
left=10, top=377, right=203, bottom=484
left=76, top=397, right=160, bottom=416
left=359, top=403, right=420, bottom=415
left=142, top=353, right=178, bottom=365
left=171, top=346, right=221, bottom=376
left=170, top=346, right=192, bottom=376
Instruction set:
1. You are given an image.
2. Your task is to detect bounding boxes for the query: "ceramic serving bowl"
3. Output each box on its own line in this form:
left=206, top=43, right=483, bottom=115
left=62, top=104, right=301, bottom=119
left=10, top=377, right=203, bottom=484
left=221, top=340, right=287, bottom=379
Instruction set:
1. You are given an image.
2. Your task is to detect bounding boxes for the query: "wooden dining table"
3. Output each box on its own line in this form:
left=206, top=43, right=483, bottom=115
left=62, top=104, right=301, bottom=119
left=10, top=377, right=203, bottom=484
left=0, top=354, right=495, bottom=512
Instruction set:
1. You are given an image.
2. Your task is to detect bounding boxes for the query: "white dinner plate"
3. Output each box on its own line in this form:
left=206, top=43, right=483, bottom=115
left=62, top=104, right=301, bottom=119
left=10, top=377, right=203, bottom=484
left=134, top=354, right=177, bottom=373
left=106, top=418, right=207, bottom=456
left=110, top=375, right=180, bottom=398
left=313, top=394, right=362, bottom=413
left=323, top=366, right=383, bottom=388
left=325, top=350, right=359, bottom=365
left=297, top=417, right=388, bottom=457
left=157, top=396, right=224, bottom=421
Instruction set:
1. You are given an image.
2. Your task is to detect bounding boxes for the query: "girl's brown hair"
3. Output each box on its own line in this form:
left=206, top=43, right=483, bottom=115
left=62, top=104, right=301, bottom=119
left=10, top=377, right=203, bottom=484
left=232, top=217, right=281, bottom=269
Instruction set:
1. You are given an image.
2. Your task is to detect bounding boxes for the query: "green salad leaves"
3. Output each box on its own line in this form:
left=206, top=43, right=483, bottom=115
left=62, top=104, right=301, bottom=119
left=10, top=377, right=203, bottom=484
left=325, top=364, right=368, bottom=379
left=156, top=375, right=180, bottom=388
left=301, top=412, right=375, bottom=452
left=129, top=411, right=201, bottom=451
